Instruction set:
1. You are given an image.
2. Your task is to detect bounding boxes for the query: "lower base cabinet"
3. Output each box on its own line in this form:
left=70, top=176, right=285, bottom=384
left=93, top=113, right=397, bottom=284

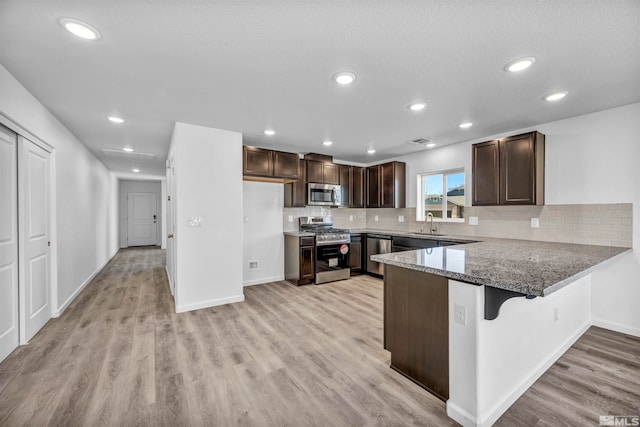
left=384, top=265, right=449, bottom=400
left=285, top=235, right=315, bottom=285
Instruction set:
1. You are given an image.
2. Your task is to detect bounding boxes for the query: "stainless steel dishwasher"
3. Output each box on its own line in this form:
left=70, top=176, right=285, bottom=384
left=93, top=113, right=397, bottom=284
left=366, top=234, right=392, bottom=276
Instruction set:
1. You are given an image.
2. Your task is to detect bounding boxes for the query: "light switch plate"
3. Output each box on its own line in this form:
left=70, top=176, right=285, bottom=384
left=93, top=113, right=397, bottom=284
left=188, top=217, right=203, bottom=227
left=531, top=218, right=540, bottom=228
left=469, top=216, right=479, bottom=226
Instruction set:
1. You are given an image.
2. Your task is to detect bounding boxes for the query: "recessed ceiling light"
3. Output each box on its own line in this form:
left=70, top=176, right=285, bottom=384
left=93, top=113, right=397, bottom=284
left=60, top=18, right=101, bottom=40
left=366, top=149, right=376, bottom=154
left=264, top=129, right=275, bottom=136
left=322, top=141, right=333, bottom=146
left=108, top=116, right=124, bottom=124
left=122, top=147, right=134, bottom=152
left=544, top=91, right=569, bottom=102
left=408, top=102, right=427, bottom=111
left=333, top=72, right=356, bottom=85
left=459, top=121, right=474, bottom=129
left=505, top=57, right=536, bottom=72
left=132, top=168, right=140, bottom=173
left=426, top=143, right=437, bottom=148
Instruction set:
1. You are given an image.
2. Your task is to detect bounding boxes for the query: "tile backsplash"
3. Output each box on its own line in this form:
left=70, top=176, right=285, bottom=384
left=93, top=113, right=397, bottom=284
left=284, top=203, right=632, bottom=248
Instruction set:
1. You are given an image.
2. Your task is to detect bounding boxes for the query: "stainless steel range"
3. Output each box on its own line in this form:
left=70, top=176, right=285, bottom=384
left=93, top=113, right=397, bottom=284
left=299, top=216, right=351, bottom=284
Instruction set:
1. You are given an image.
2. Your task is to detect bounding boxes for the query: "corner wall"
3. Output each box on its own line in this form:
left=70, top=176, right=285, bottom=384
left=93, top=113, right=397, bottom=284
left=170, top=122, right=244, bottom=312
left=0, top=64, right=119, bottom=314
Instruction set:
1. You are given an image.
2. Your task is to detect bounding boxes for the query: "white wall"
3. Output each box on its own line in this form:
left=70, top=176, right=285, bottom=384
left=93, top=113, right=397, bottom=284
left=170, top=122, right=244, bottom=313
left=393, top=103, right=640, bottom=335
left=448, top=276, right=592, bottom=427
left=0, top=64, right=119, bottom=314
left=243, top=182, right=285, bottom=286
left=118, top=180, right=163, bottom=248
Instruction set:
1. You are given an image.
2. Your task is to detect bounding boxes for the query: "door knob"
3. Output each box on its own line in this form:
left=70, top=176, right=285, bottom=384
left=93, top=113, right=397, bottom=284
left=168, top=233, right=174, bottom=238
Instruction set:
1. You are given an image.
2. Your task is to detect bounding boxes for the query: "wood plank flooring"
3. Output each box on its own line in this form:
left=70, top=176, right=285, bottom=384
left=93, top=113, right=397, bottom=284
left=0, top=247, right=638, bottom=426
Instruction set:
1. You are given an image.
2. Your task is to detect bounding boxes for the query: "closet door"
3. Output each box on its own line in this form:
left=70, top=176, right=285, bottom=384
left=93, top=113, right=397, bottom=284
left=0, top=125, right=19, bottom=362
left=19, top=137, right=52, bottom=343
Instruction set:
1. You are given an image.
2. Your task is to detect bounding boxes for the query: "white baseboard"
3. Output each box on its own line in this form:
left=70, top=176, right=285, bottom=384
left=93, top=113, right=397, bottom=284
left=477, top=321, right=591, bottom=427
left=243, top=275, right=284, bottom=287
left=175, top=294, right=245, bottom=314
left=592, top=318, right=640, bottom=337
left=52, top=251, right=116, bottom=317
left=447, top=401, right=478, bottom=427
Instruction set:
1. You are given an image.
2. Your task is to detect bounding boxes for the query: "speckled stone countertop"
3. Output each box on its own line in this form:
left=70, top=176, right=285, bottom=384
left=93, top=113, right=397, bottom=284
left=371, top=239, right=631, bottom=297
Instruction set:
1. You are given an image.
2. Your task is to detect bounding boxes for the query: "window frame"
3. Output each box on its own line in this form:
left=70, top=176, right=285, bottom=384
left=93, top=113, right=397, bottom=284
left=416, top=168, right=466, bottom=222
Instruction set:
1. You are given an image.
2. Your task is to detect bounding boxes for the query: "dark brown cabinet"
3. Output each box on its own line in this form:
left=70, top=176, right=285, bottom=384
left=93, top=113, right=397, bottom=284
left=243, top=146, right=300, bottom=183
left=306, top=159, right=339, bottom=184
left=472, top=131, right=545, bottom=206
left=338, top=165, right=365, bottom=208
left=285, top=235, right=315, bottom=285
left=351, top=166, right=365, bottom=208
left=367, top=161, right=406, bottom=208
left=366, top=165, right=380, bottom=208
left=384, top=265, right=449, bottom=400
left=349, top=233, right=363, bottom=274
left=284, top=159, right=306, bottom=207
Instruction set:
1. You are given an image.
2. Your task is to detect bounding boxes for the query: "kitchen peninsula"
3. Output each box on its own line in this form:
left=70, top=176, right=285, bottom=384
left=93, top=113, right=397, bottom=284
left=371, top=239, right=631, bottom=427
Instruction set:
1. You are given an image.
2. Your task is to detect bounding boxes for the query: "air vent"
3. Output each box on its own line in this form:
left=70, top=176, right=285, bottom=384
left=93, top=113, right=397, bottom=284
left=408, top=138, right=432, bottom=145
left=100, top=148, right=156, bottom=160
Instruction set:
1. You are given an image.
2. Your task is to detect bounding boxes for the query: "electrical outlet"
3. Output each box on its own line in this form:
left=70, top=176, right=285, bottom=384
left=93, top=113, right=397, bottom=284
left=554, top=308, right=559, bottom=322
left=249, top=260, right=258, bottom=270
left=288, top=215, right=293, bottom=223
left=398, top=215, right=405, bottom=223
left=374, top=215, right=379, bottom=222
left=469, top=216, right=479, bottom=226
left=454, top=304, right=467, bottom=325
left=531, top=218, right=540, bottom=228
left=243, top=216, right=249, bottom=223
left=349, top=215, right=353, bottom=222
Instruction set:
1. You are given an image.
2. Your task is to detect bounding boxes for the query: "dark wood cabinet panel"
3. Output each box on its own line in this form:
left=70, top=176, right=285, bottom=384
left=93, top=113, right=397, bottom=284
left=472, top=132, right=544, bottom=206
left=284, top=159, right=306, bottom=207
left=349, top=234, right=362, bottom=273
left=351, top=167, right=365, bottom=208
left=339, top=165, right=351, bottom=207
left=500, top=132, right=544, bottom=205
left=384, top=265, right=449, bottom=401
left=380, top=162, right=406, bottom=208
left=306, top=160, right=324, bottom=183
left=323, top=163, right=340, bottom=185
left=273, top=150, right=300, bottom=179
left=300, top=246, right=315, bottom=280
left=243, top=146, right=273, bottom=177
left=472, top=140, right=500, bottom=205
left=366, top=165, right=380, bottom=208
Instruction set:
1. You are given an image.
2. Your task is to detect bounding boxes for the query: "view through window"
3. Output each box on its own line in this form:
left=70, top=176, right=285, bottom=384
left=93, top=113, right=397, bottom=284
left=418, top=170, right=465, bottom=220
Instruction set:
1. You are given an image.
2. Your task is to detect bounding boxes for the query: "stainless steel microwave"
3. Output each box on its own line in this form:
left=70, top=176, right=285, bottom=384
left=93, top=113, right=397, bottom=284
left=307, top=183, right=342, bottom=206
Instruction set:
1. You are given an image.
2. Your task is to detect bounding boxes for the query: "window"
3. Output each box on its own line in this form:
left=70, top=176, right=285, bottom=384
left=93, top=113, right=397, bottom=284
left=417, top=169, right=465, bottom=221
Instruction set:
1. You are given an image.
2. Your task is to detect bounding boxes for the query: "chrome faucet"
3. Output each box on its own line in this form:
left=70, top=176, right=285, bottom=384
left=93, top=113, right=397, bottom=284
left=427, top=212, right=436, bottom=235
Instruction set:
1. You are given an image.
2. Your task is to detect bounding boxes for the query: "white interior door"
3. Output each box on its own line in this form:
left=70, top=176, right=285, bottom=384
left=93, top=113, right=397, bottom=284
left=0, top=126, right=19, bottom=362
left=19, top=137, right=51, bottom=344
left=166, top=154, right=176, bottom=295
left=127, top=192, right=158, bottom=246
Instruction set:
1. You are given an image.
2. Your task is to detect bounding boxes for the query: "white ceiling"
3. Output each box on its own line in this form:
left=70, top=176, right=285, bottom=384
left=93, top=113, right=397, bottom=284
left=1, top=1, right=639, bottom=178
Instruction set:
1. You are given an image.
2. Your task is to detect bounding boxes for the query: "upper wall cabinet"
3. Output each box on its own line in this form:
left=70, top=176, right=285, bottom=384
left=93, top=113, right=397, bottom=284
left=306, top=159, right=339, bottom=185
left=472, top=131, right=545, bottom=206
left=284, top=159, right=307, bottom=207
left=367, top=161, right=406, bottom=208
left=243, top=146, right=300, bottom=183
left=338, top=165, right=365, bottom=208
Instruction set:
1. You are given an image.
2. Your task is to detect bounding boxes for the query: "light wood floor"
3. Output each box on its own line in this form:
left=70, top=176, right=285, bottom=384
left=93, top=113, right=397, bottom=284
left=0, top=247, right=638, bottom=426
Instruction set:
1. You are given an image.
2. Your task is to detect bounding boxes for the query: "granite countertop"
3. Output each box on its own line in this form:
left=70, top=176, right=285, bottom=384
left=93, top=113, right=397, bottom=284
left=371, top=239, right=631, bottom=297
